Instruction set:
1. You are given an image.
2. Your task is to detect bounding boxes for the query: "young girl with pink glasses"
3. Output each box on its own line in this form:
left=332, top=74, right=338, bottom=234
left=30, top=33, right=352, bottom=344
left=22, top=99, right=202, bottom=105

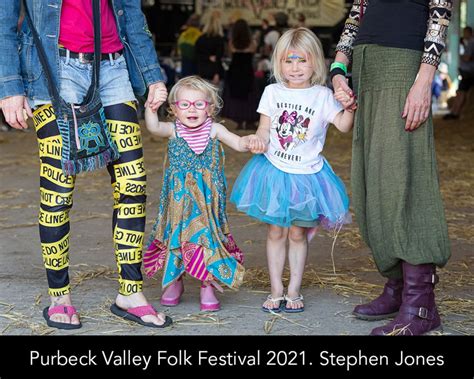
left=143, top=76, right=264, bottom=311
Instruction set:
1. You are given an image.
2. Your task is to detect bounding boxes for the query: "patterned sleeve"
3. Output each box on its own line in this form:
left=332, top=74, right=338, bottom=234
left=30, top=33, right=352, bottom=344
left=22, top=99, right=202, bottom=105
left=335, top=0, right=368, bottom=63
left=422, top=0, right=453, bottom=67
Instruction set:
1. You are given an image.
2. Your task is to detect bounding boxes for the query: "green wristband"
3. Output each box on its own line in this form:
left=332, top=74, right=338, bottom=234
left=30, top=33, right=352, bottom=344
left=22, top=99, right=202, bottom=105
left=330, top=62, right=348, bottom=75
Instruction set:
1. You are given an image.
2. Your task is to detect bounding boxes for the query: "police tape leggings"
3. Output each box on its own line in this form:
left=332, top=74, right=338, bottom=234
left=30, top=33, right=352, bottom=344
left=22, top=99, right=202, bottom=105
left=34, top=102, right=146, bottom=297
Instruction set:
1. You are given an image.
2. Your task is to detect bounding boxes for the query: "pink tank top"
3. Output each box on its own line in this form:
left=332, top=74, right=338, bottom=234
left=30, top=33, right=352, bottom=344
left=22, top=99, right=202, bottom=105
left=59, top=0, right=123, bottom=53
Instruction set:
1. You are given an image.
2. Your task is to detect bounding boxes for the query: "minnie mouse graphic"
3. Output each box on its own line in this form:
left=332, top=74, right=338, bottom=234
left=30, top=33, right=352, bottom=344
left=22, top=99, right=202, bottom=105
left=276, top=110, right=310, bottom=150
left=276, top=110, right=297, bottom=150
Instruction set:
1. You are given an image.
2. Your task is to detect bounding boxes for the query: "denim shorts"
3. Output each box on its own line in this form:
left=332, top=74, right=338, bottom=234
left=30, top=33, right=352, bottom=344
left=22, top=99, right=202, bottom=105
left=32, top=53, right=136, bottom=108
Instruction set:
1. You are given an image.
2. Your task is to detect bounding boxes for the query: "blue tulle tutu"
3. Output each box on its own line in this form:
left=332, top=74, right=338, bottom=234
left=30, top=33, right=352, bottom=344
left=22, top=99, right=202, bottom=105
left=230, top=154, right=351, bottom=229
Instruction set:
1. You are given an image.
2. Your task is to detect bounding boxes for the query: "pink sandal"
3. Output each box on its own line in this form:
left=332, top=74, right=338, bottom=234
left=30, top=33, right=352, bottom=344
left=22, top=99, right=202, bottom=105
left=43, top=305, right=82, bottom=330
left=161, top=277, right=184, bottom=306
left=200, top=283, right=220, bottom=312
left=110, top=303, right=172, bottom=328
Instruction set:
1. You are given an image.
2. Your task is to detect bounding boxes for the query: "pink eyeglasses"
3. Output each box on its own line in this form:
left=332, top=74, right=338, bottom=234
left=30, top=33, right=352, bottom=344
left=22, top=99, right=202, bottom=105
left=173, top=99, right=210, bottom=110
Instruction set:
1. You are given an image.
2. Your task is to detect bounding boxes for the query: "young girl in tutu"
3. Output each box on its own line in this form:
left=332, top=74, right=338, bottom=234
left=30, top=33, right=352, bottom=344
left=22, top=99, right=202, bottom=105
left=143, top=76, right=264, bottom=311
left=231, top=28, right=354, bottom=313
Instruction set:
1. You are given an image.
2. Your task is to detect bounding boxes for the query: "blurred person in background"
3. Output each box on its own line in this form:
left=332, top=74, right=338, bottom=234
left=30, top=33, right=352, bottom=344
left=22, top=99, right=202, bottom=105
left=222, top=19, right=259, bottom=130
left=444, top=26, right=474, bottom=120
left=177, top=14, right=202, bottom=77
left=195, top=11, right=226, bottom=86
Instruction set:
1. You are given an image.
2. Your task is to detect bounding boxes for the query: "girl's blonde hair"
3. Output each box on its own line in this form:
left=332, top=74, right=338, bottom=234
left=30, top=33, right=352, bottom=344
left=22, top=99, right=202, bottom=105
left=271, top=27, right=327, bottom=86
left=168, top=76, right=223, bottom=119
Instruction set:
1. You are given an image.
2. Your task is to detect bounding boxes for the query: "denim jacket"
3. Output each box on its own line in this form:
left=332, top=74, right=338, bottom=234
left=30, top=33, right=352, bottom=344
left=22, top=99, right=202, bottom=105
left=0, top=0, right=164, bottom=101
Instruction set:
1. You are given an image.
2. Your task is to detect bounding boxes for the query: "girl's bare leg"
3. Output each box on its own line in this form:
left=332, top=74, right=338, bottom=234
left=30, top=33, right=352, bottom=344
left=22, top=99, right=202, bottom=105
left=262, top=224, right=288, bottom=310
left=286, top=226, right=308, bottom=310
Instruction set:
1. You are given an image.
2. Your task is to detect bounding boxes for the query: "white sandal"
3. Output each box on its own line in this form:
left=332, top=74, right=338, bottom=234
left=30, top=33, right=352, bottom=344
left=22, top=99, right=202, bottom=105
left=262, top=294, right=285, bottom=313
left=283, top=294, right=305, bottom=313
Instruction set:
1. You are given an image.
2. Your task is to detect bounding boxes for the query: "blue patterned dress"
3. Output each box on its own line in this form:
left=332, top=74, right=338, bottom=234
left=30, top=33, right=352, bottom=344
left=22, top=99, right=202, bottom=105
left=144, top=133, right=244, bottom=289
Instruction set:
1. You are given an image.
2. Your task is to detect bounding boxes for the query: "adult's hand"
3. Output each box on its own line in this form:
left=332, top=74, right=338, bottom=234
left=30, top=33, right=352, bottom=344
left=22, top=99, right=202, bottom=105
left=402, top=78, right=432, bottom=132
left=334, top=89, right=357, bottom=111
left=332, top=74, right=356, bottom=110
left=0, top=95, right=33, bottom=130
left=145, top=82, right=168, bottom=113
left=402, top=63, right=436, bottom=132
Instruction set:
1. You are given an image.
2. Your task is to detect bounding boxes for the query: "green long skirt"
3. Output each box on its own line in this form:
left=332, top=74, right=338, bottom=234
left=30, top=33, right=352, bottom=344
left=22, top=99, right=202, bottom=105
left=351, top=45, right=451, bottom=278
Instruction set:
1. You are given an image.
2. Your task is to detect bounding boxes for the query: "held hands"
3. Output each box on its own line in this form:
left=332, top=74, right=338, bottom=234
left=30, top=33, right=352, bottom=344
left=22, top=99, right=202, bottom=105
left=247, top=134, right=267, bottom=154
left=334, top=89, right=357, bottom=112
left=0, top=95, right=33, bottom=130
left=332, top=75, right=357, bottom=112
left=145, top=82, right=168, bottom=113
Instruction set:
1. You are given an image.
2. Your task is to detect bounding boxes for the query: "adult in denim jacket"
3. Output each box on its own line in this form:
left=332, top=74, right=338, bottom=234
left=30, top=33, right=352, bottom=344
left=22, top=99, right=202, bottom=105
left=0, top=0, right=171, bottom=329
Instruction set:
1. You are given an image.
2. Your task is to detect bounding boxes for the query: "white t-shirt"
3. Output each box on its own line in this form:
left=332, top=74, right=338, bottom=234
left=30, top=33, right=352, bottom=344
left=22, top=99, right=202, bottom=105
left=257, top=83, right=343, bottom=174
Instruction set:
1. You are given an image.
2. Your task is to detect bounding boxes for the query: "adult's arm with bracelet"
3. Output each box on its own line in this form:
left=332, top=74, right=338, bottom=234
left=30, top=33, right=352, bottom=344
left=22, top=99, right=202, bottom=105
left=331, top=0, right=366, bottom=109
left=331, top=52, right=356, bottom=110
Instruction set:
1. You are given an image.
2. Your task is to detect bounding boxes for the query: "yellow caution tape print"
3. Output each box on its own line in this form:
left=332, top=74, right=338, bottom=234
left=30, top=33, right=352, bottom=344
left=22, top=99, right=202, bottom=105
left=39, top=208, right=70, bottom=227
left=40, top=163, right=75, bottom=188
left=41, top=234, right=69, bottom=256
left=108, top=120, right=140, bottom=136
left=42, top=233, right=70, bottom=270
left=48, top=285, right=70, bottom=297
left=115, top=248, right=143, bottom=264
left=40, top=187, right=73, bottom=207
left=113, top=178, right=146, bottom=200
left=113, top=157, right=146, bottom=179
left=116, top=203, right=146, bottom=219
left=113, top=129, right=143, bottom=153
left=114, top=226, right=144, bottom=248
left=43, top=251, right=69, bottom=271
left=38, top=136, right=63, bottom=159
left=119, top=279, right=143, bottom=295
left=124, top=101, right=137, bottom=111
left=33, top=104, right=56, bottom=132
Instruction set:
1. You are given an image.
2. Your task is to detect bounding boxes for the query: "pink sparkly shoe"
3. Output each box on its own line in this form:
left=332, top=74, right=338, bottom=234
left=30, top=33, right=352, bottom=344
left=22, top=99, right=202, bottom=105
left=200, top=283, right=220, bottom=312
left=160, top=277, right=184, bottom=306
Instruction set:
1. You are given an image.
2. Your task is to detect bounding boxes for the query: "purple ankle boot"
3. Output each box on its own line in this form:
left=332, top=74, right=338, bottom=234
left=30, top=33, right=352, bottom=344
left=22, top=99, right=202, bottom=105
left=353, top=278, right=403, bottom=320
left=370, top=262, right=442, bottom=336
